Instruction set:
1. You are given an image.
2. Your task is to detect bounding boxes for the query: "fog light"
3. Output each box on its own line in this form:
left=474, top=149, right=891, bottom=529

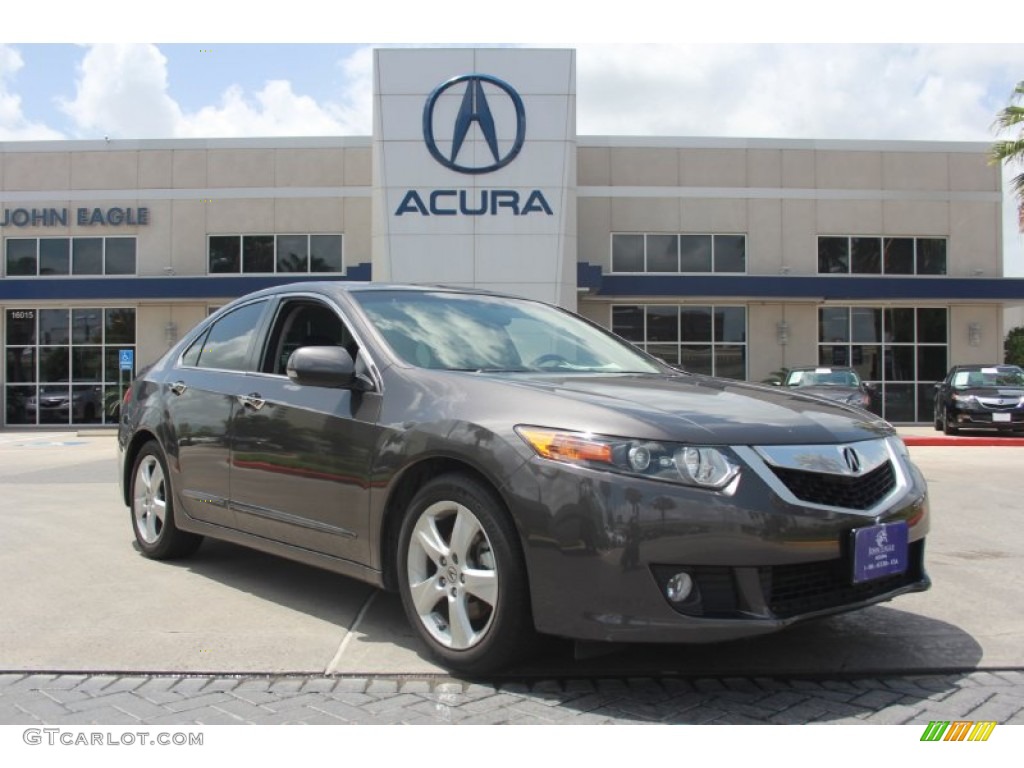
left=665, top=571, right=694, bottom=603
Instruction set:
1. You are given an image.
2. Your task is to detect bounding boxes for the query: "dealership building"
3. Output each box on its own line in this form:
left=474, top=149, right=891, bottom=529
left=2, top=47, right=1023, bottom=427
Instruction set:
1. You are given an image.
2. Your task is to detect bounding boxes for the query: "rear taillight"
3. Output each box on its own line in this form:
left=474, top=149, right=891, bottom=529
left=122, top=385, right=133, bottom=406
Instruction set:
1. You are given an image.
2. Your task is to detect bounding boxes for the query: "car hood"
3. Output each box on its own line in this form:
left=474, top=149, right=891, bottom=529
left=786, top=385, right=860, bottom=401
left=469, top=372, right=891, bottom=445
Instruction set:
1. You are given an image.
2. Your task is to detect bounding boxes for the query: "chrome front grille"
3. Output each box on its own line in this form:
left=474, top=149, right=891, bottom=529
left=977, top=396, right=1022, bottom=410
left=736, top=437, right=908, bottom=514
left=768, top=461, right=896, bottom=511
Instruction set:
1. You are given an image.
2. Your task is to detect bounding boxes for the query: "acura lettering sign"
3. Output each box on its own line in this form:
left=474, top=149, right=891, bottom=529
left=395, top=73, right=552, bottom=218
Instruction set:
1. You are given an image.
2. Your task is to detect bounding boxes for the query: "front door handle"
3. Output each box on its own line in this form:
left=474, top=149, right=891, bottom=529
left=238, top=393, right=266, bottom=411
left=169, top=381, right=187, bottom=396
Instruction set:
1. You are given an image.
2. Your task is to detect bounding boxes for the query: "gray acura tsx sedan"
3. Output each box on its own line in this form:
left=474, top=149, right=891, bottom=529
left=117, top=282, right=929, bottom=673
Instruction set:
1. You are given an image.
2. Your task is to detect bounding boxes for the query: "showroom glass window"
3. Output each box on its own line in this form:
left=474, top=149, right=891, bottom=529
left=818, top=306, right=947, bottom=422
left=817, top=237, right=947, bottom=275
left=208, top=234, right=343, bottom=274
left=611, top=304, right=747, bottom=379
left=3, top=237, right=137, bottom=276
left=611, top=234, right=746, bottom=273
left=4, top=307, right=136, bottom=426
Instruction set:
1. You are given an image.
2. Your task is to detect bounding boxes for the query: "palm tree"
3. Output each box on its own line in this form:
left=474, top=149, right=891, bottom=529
left=992, top=80, right=1024, bottom=231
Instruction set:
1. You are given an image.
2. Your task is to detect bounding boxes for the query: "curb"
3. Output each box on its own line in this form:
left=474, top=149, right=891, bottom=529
left=903, top=435, right=1024, bottom=447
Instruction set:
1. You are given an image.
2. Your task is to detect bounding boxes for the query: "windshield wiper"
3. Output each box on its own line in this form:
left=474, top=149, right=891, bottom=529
left=447, top=367, right=531, bottom=373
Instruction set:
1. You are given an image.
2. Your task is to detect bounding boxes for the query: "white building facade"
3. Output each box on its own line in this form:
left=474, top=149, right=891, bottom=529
left=1, top=48, right=1020, bottom=427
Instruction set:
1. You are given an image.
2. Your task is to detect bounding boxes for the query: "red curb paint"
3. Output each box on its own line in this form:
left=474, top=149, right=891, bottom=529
left=902, top=436, right=1024, bottom=447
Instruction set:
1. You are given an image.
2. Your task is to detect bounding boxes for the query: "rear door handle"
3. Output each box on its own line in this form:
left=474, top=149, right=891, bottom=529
left=238, top=393, right=266, bottom=411
left=169, top=381, right=187, bottom=396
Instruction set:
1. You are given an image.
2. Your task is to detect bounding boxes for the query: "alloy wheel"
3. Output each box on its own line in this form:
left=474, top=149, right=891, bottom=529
left=405, top=500, right=498, bottom=650
left=133, top=454, right=167, bottom=545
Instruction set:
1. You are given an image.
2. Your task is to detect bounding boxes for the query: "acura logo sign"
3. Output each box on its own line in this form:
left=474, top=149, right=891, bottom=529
left=842, top=447, right=862, bottom=474
left=422, top=74, right=526, bottom=174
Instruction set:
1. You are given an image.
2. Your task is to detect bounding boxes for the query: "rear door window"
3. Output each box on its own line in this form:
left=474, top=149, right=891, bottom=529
left=193, top=301, right=268, bottom=372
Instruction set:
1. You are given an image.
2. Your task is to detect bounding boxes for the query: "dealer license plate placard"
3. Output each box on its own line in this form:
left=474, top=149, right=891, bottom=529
left=852, top=522, right=908, bottom=584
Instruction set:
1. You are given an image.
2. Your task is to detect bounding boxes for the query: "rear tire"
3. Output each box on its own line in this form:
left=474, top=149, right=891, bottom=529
left=130, top=441, right=203, bottom=560
left=397, top=473, right=537, bottom=674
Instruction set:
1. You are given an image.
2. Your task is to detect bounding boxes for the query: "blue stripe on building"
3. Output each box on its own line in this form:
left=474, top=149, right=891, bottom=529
left=577, top=263, right=1024, bottom=301
left=0, top=264, right=373, bottom=301
left=3, top=263, right=1024, bottom=303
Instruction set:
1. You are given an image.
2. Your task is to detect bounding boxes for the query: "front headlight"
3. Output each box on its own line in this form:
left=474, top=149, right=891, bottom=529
left=952, top=393, right=977, bottom=405
left=515, top=426, right=741, bottom=490
left=844, top=392, right=870, bottom=407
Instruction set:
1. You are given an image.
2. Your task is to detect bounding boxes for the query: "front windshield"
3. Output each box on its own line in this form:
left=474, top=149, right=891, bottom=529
left=354, top=291, right=663, bottom=374
left=952, top=367, right=1024, bottom=388
left=786, top=368, right=860, bottom=387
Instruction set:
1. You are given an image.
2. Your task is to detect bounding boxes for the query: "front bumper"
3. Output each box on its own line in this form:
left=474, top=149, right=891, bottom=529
left=949, top=404, right=1024, bottom=430
left=505, top=436, right=929, bottom=644
left=28, top=404, right=71, bottom=422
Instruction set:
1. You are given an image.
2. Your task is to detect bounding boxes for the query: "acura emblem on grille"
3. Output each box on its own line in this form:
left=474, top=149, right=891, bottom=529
left=842, top=447, right=861, bottom=474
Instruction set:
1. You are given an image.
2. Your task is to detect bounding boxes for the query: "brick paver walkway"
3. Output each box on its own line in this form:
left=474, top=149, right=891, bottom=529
left=3, top=671, right=1023, bottom=725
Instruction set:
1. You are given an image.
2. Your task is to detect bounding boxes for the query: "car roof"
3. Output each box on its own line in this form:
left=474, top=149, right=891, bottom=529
left=787, top=365, right=856, bottom=372
left=951, top=364, right=1022, bottom=372
left=223, top=281, right=519, bottom=304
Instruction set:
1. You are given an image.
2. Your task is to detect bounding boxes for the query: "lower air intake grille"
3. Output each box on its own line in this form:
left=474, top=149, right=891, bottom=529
left=761, top=540, right=925, bottom=618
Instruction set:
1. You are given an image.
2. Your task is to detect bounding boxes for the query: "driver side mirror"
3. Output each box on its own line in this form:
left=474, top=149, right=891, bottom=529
left=287, top=346, right=365, bottom=390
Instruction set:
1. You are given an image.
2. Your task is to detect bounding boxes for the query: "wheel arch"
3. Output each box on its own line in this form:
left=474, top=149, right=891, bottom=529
left=121, top=428, right=162, bottom=506
left=377, top=457, right=524, bottom=594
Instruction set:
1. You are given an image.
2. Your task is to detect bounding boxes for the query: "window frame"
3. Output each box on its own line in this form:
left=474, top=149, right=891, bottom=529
left=4, top=306, right=137, bottom=427
left=817, top=305, right=948, bottom=422
left=206, top=233, right=345, bottom=275
left=609, top=302, right=748, bottom=379
left=3, top=236, right=137, bottom=277
left=610, top=233, right=747, bottom=275
left=817, top=236, right=948, bottom=276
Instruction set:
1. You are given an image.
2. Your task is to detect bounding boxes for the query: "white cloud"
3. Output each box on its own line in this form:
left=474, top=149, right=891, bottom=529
left=575, top=44, right=1022, bottom=141
left=58, top=44, right=183, bottom=139
left=42, top=43, right=1024, bottom=144
left=180, top=47, right=374, bottom=137
left=329, top=46, right=374, bottom=134
left=179, top=81, right=340, bottom=138
left=0, top=45, right=64, bottom=140
left=54, top=44, right=374, bottom=139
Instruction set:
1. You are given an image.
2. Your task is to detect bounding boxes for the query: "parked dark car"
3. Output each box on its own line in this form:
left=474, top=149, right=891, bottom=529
left=117, top=282, right=930, bottom=673
left=781, top=366, right=875, bottom=411
left=933, top=364, right=1024, bottom=434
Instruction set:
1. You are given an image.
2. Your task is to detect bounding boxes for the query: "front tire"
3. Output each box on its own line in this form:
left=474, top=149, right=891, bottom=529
left=130, top=441, right=202, bottom=560
left=397, top=474, right=536, bottom=674
left=942, top=410, right=959, bottom=436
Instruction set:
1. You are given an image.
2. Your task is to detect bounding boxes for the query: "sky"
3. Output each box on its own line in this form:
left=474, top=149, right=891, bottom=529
left=2, top=2, right=1023, bottom=272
